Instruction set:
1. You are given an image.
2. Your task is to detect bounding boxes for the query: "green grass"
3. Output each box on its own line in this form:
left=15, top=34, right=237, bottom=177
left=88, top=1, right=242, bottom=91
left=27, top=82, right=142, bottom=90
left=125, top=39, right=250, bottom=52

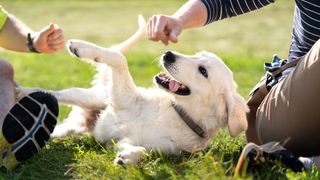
left=0, top=0, right=318, bottom=179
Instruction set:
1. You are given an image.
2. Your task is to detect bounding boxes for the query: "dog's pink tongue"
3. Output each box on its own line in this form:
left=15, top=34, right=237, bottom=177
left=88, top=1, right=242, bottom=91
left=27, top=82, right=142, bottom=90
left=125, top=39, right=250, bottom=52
left=169, top=79, right=180, bottom=92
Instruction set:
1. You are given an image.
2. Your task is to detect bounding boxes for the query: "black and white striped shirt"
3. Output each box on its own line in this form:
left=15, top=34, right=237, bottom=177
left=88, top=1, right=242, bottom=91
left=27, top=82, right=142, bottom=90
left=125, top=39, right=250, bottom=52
left=201, top=0, right=320, bottom=61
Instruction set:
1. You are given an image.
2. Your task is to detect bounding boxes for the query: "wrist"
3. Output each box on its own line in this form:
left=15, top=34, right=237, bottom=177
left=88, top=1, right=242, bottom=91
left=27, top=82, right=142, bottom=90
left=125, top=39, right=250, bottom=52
left=171, top=15, right=185, bottom=29
left=27, top=33, right=39, bottom=53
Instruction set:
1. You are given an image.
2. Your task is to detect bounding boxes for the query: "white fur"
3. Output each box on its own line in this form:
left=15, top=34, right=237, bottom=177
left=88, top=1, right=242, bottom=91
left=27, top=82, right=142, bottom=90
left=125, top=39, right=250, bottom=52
left=18, top=15, right=248, bottom=165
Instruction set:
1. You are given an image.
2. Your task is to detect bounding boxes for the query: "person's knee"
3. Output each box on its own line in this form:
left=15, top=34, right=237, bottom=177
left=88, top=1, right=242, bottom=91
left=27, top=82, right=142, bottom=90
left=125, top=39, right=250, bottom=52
left=0, top=60, right=14, bottom=81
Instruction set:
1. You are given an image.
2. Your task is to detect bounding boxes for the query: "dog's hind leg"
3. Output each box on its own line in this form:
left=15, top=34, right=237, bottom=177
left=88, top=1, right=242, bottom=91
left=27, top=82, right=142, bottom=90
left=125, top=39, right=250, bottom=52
left=17, top=87, right=107, bottom=110
left=17, top=87, right=104, bottom=138
left=51, top=106, right=99, bottom=138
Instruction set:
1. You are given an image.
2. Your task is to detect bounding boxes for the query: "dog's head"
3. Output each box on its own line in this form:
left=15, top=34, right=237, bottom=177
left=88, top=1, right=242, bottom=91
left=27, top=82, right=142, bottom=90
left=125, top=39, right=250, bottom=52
left=154, top=51, right=248, bottom=137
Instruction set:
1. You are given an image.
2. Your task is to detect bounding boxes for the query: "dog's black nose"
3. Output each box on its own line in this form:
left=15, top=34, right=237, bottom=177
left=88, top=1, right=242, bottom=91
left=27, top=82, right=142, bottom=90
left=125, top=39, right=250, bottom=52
left=163, top=51, right=175, bottom=63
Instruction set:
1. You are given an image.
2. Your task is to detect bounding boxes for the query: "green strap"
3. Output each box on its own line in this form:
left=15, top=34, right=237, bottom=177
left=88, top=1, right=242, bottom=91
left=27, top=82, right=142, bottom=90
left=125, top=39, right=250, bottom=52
left=0, top=6, right=8, bottom=31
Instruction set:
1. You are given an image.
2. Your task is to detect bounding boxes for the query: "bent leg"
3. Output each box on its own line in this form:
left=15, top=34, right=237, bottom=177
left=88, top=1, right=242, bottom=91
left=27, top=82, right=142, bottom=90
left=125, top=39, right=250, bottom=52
left=0, top=60, right=15, bottom=128
left=256, top=39, right=320, bottom=156
left=0, top=60, right=60, bottom=169
left=18, top=87, right=107, bottom=110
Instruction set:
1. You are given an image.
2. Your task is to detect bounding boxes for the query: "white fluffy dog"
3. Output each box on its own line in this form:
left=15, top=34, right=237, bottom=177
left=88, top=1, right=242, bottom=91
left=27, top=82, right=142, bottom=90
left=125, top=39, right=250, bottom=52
left=18, top=16, right=248, bottom=165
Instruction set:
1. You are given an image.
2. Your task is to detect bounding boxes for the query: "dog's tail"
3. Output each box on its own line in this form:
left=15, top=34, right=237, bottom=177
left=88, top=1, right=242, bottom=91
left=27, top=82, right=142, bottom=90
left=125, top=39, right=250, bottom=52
left=114, top=15, right=146, bottom=54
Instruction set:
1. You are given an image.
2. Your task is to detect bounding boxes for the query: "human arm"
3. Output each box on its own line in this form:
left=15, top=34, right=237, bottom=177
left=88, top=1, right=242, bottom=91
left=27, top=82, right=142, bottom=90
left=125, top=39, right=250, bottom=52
left=147, top=0, right=276, bottom=45
left=147, top=0, right=207, bottom=45
left=0, top=7, right=64, bottom=53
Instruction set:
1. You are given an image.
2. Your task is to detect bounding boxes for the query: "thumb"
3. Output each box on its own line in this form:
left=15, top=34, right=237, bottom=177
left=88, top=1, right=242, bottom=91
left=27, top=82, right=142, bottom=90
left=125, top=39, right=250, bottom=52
left=40, top=23, right=55, bottom=36
left=169, top=27, right=180, bottom=43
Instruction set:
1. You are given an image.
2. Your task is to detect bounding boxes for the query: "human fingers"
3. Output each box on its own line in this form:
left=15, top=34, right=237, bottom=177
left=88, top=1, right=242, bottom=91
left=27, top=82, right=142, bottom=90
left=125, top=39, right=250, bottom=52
left=168, top=26, right=181, bottom=43
left=48, top=28, right=63, bottom=41
left=48, top=42, right=65, bottom=51
left=153, top=15, right=169, bottom=42
left=147, top=15, right=159, bottom=41
left=160, top=39, right=169, bottom=46
left=148, top=15, right=168, bottom=40
left=39, top=23, right=55, bottom=37
left=147, top=16, right=154, bottom=40
left=47, top=38, right=64, bottom=46
left=160, top=28, right=170, bottom=45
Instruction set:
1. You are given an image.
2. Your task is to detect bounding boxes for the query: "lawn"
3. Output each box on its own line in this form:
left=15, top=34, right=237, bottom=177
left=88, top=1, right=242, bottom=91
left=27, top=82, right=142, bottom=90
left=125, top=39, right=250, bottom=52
left=0, top=0, right=318, bottom=179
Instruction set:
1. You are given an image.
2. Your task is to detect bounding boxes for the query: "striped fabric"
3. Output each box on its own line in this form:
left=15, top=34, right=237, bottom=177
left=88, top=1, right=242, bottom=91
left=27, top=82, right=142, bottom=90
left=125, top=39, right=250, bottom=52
left=201, top=0, right=320, bottom=61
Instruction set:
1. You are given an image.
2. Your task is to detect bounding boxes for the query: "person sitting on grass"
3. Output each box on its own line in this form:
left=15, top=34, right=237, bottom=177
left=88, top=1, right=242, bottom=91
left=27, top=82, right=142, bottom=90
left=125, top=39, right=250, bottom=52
left=0, top=6, right=64, bottom=169
left=146, top=0, right=320, bottom=175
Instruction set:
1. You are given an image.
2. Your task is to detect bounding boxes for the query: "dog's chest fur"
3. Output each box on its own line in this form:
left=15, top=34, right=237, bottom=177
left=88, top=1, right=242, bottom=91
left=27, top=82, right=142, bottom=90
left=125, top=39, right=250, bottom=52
left=92, top=87, right=211, bottom=153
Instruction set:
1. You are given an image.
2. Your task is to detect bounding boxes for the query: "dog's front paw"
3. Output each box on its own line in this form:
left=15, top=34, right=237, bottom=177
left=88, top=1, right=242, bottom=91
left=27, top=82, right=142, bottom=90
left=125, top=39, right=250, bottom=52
left=67, top=40, right=102, bottom=62
left=113, top=154, right=128, bottom=165
left=114, top=146, right=147, bottom=165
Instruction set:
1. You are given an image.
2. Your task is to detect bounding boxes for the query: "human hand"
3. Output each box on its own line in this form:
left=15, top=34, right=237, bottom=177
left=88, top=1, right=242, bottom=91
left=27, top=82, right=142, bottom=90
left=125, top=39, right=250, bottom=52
left=147, top=15, right=183, bottom=45
left=33, top=23, right=65, bottom=53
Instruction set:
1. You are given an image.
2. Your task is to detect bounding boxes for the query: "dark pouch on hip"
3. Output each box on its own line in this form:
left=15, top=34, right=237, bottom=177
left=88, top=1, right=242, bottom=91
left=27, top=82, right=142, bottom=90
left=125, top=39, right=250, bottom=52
left=247, top=55, right=301, bottom=120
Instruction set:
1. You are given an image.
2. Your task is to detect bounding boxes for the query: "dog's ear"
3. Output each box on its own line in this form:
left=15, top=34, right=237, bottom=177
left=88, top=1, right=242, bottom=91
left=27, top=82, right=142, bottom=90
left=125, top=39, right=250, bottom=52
left=223, top=91, right=248, bottom=137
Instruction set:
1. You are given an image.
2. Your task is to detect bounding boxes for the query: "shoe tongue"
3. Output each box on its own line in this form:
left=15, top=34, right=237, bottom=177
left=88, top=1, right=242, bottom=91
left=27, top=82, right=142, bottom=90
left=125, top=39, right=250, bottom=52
left=169, top=79, right=180, bottom=92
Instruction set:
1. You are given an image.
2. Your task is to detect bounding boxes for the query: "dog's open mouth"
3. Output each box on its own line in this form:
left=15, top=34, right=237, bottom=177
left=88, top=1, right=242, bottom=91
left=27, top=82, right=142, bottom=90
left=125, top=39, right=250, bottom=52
left=155, top=73, right=191, bottom=96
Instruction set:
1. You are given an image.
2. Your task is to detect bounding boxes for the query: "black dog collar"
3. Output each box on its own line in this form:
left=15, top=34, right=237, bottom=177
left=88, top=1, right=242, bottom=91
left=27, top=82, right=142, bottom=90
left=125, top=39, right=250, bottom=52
left=172, top=102, right=207, bottom=138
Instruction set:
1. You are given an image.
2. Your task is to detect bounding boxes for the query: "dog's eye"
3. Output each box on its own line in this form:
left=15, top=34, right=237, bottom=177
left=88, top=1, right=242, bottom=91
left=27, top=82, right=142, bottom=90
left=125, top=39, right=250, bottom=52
left=198, top=66, right=208, bottom=78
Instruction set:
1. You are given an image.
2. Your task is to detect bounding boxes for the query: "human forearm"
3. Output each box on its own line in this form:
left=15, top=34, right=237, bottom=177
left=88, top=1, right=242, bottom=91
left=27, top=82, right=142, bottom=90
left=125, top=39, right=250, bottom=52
left=172, top=0, right=208, bottom=29
left=147, top=0, right=208, bottom=45
left=0, top=10, right=64, bottom=54
left=146, top=0, right=276, bottom=45
left=0, top=14, right=32, bottom=52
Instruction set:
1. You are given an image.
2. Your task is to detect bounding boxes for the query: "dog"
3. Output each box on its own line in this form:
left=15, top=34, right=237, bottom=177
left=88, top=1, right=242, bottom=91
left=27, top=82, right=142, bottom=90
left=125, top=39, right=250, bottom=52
left=18, top=15, right=248, bottom=165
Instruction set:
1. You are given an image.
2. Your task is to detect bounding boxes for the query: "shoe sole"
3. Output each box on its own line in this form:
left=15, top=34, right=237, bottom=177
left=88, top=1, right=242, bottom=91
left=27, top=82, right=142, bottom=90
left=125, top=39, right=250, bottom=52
left=2, top=91, right=58, bottom=162
left=234, top=142, right=304, bottom=177
left=234, top=142, right=258, bottom=177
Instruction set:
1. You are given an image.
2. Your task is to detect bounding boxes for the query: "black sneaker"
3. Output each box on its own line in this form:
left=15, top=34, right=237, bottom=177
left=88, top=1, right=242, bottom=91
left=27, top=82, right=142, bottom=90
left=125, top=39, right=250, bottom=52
left=234, top=142, right=304, bottom=177
left=0, top=91, right=58, bottom=169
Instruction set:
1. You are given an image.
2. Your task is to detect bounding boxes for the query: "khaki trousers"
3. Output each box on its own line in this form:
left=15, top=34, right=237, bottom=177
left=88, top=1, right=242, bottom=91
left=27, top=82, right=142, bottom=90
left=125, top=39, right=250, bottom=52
left=250, top=39, right=320, bottom=157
